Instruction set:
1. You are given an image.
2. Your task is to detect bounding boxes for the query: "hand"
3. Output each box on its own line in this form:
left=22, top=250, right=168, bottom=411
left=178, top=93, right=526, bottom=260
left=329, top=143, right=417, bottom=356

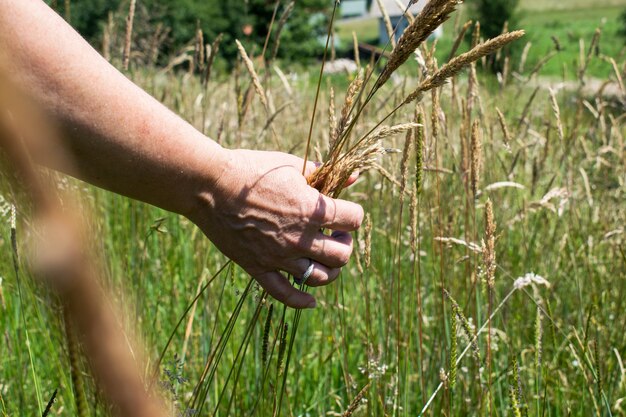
left=189, top=149, right=364, bottom=309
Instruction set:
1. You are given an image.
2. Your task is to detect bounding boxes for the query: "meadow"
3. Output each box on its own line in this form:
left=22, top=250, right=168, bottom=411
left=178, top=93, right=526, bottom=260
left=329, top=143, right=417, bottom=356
left=0, top=1, right=625, bottom=416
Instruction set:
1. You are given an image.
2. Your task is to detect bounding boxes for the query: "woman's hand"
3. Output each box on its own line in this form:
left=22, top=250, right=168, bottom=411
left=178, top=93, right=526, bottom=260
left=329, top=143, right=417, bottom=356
left=189, top=149, right=364, bottom=309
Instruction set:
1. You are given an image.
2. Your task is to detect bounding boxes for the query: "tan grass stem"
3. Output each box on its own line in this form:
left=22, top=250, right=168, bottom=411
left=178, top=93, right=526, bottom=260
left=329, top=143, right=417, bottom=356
left=271, top=1, right=295, bottom=62
left=448, top=20, right=473, bottom=61
left=376, top=0, right=397, bottom=49
left=122, top=0, right=136, bottom=71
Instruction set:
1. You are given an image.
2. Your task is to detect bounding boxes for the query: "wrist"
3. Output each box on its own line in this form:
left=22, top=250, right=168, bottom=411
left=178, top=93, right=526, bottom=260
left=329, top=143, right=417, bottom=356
left=182, top=136, right=231, bottom=221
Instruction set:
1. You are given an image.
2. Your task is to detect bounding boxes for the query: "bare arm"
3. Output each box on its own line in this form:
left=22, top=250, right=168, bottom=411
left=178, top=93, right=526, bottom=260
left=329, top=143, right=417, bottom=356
left=0, top=0, right=363, bottom=308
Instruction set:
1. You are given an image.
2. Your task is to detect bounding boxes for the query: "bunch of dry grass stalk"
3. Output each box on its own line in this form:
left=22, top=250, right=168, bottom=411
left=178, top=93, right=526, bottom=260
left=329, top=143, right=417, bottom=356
left=304, top=1, right=524, bottom=200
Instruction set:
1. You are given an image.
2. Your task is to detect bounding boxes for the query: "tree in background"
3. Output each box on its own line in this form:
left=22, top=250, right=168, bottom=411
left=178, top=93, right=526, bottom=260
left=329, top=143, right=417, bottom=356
left=469, top=0, right=520, bottom=72
left=51, top=0, right=330, bottom=65
left=619, top=9, right=626, bottom=40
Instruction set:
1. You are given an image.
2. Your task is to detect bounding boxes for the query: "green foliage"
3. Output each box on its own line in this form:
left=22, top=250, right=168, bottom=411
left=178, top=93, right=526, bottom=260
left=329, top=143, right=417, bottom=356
left=619, top=8, right=626, bottom=39
left=51, top=0, right=330, bottom=64
left=469, top=0, right=520, bottom=71
left=470, top=0, right=520, bottom=40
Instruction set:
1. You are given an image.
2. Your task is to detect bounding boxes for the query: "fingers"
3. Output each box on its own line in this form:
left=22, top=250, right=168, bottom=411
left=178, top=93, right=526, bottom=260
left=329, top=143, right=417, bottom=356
left=313, top=194, right=364, bottom=232
left=308, top=230, right=353, bottom=268
left=255, top=271, right=317, bottom=309
left=282, top=259, right=341, bottom=287
left=343, top=171, right=360, bottom=188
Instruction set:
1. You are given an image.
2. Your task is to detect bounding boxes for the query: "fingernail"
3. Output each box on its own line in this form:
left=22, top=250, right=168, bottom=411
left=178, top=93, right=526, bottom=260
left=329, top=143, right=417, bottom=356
left=307, top=299, right=317, bottom=309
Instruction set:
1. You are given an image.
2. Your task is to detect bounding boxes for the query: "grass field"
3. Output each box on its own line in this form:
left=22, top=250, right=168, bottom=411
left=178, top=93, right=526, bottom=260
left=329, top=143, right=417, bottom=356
left=520, top=0, right=626, bottom=11
left=1, top=2, right=625, bottom=417
left=336, top=3, right=626, bottom=79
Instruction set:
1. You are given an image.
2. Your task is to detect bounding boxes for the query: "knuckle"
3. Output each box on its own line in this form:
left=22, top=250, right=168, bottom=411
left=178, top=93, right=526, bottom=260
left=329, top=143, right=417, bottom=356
left=307, top=194, right=326, bottom=224
left=294, top=236, right=312, bottom=253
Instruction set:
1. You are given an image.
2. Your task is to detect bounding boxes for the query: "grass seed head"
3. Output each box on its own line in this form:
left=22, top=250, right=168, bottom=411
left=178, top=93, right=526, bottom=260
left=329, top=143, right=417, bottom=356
left=329, top=87, right=338, bottom=147
left=496, top=107, right=512, bottom=148
left=376, top=0, right=461, bottom=91
left=483, top=199, right=496, bottom=289
left=549, top=88, right=564, bottom=141
left=415, top=107, right=424, bottom=194
left=470, top=120, right=482, bottom=197
left=450, top=312, right=458, bottom=388
left=445, top=289, right=481, bottom=361
left=262, top=304, right=273, bottom=364
left=404, top=30, right=526, bottom=105
left=399, top=125, right=414, bottom=203
left=235, top=39, right=269, bottom=110
left=342, top=383, right=371, bottom=417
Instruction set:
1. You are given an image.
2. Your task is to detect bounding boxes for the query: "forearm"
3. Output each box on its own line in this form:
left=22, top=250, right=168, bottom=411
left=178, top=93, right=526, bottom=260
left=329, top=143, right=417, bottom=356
left=0, top=0, right=364, bottom=309
left=0, top=0, right=224, bottom=216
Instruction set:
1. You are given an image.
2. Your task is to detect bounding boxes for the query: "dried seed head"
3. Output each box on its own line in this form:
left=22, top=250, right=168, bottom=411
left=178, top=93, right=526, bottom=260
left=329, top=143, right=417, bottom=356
left=483, top=199, right=496, bottom=288
left=376, top=0, right=461, bottom=91
left=194, top=27, right=205, bottom=72
left=399, top=124, right=415, bottom=203
left=535, top=306, right=543, bottom=368
left=460, top=101, right=470, bottom=180
left=235, top=39, right=269, bottom=110
left=271, top=1, right=296, bottom=61
left=309, top=123, right=417, bottom=197
left=445, top=289, right=481, bottom=361
left=334, top=72, right=364, bottom=147
left=10, top=204, right=16, bottom=231
left=415, top=107, right=424, bottom=194
left=329, top=87, right=338, bottom=148
left=450, top=311, right=458, bottom=388
left=404, top=31, right=526, bottom=104
left=495, top=107, right=512, bottom=148
left=371, top=123, right=421, bottom=142
left=519, top=41, right=532, bottom=73
left=122, top=0, right=136, bottom=71
left=549, top=88, right=564, bottom=141
left=342, top=383, right=371, bottom=417
left=470, top=120, right=482, bottom=197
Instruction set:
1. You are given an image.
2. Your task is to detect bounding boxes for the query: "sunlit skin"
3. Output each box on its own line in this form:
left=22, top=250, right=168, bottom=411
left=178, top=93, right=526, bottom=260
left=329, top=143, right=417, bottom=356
left=0, top=0, right=364, bottom=309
